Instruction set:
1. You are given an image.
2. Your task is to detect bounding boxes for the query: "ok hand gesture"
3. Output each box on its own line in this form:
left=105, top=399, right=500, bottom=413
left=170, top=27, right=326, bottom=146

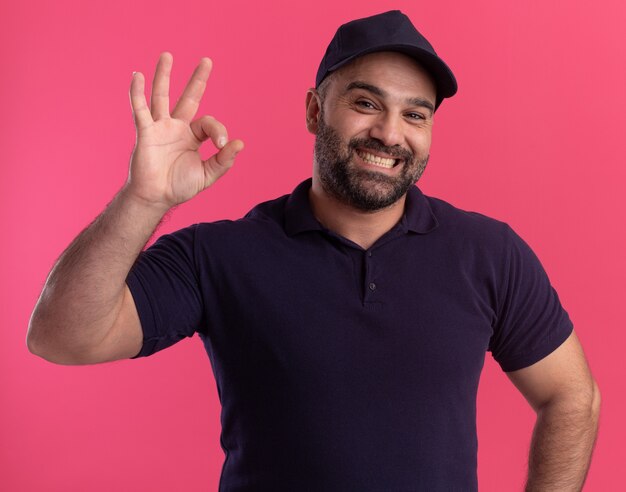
left=127, top=52, right=243, bottom=211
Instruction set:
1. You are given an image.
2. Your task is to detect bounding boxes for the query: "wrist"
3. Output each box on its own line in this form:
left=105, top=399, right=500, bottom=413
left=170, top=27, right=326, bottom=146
left=118, top=184, right=173, bottom=219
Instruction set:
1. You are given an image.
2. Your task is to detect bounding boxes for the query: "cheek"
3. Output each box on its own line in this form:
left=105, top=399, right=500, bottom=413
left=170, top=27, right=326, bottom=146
left=327, top=111, right=371, bottom=138
left=410, top=131, right=432, bottom=155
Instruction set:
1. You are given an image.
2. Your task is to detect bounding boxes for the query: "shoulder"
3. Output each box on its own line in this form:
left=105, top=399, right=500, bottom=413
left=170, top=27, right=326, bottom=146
left=183, top=193, right=293, bottom=257
left=140, top=193, right=291, bottom=261
left=422, top=193, right=516, bottom=247
left=417, top=193, right=544, bottom=280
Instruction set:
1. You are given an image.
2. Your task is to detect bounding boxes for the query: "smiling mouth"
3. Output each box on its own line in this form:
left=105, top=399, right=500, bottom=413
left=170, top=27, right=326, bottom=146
left=355, top=150, right=399, bottom=169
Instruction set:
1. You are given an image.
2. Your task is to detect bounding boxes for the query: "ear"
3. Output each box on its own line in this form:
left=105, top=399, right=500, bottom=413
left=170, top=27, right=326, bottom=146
left=305, top=89, right=321, bottom=135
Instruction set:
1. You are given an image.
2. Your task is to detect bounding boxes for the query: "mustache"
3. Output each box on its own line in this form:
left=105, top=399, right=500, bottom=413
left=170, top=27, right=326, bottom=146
left=348, top=138, right=414, bottom=162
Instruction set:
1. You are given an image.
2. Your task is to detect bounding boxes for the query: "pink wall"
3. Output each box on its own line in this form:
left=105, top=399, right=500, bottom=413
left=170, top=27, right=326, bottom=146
left=2, top=0, right=624, bottom=490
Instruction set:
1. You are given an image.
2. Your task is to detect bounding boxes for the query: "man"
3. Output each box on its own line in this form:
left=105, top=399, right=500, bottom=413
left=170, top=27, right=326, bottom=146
left=28, top=10, right=600, bottom=491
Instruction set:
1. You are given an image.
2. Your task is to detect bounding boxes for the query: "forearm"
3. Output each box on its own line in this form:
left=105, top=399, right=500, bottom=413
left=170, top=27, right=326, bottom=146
left=525, top=384, right=601, bottom=491
left=27, top=186, right=168, bottom=358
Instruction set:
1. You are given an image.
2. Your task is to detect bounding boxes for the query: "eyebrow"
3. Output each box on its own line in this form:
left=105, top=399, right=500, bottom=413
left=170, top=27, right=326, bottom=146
left=344, top=81, right=435, bottom=115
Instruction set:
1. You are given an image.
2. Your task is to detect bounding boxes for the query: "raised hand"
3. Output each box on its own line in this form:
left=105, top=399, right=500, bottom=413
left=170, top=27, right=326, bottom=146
left=127, top=52, right=244, bottom=211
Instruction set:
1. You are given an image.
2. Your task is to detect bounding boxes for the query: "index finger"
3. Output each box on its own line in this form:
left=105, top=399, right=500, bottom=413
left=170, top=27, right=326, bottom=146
left=171, top=57, right=212, bottom=123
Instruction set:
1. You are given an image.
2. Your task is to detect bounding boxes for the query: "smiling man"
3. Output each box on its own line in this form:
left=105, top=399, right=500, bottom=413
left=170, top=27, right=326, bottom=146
left=307, top=50, right=437, bottom=249
left=28, top=10, right=600, bottom=492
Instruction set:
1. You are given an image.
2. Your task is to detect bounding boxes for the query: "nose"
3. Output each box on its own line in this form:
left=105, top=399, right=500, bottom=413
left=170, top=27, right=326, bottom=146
left=368, top=113, right=405, bottom=148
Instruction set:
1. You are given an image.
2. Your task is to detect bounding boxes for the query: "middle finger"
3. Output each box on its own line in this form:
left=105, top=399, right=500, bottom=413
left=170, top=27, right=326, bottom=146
left=171, top=57, right=213, bottom=123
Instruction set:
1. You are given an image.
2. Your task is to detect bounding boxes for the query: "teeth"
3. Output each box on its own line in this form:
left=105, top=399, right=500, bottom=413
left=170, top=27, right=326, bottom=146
left=357, top=151, right=396, bottom=168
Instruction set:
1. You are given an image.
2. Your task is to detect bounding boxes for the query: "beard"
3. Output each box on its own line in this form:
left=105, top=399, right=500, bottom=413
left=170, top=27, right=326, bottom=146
left=314, top=116, right=429, bottom=212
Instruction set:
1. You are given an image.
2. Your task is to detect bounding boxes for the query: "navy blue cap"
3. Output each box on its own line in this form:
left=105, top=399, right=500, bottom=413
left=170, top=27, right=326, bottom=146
left=316, top=10, right=458, bottom=109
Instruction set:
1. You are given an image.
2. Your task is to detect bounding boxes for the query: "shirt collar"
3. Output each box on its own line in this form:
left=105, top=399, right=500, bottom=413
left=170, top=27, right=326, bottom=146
left=284, top=178, right=439, bottom=236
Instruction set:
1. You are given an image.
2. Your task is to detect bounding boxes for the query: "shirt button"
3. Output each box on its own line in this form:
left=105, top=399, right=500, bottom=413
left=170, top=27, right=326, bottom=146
left=367, top=251, right=373, bottom=257
left=369, top=282, right=376, bottom=291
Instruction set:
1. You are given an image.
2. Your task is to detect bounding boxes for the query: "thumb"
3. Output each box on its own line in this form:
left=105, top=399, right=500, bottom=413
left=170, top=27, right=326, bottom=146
left=202, top=139, right=244, bottom=187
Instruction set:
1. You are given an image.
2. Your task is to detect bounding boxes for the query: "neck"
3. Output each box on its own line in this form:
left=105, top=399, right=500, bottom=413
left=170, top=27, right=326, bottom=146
left=308, top=180, right=407, bottom=250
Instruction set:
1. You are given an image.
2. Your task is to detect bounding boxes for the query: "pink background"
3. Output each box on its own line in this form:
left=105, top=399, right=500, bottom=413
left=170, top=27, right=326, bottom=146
left=2, top=0, right=624, bottom=490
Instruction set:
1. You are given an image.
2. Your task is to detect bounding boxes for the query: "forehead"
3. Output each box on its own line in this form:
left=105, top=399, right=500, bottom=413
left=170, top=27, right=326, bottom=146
left=327, top=51, right=436, bottom=101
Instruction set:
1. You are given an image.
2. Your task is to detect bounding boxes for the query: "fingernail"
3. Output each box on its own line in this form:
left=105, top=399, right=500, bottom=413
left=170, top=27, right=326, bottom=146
left=218, top=136, right=227, bottom=148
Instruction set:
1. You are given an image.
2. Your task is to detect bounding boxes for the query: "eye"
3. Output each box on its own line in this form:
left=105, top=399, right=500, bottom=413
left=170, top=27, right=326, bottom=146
left=355, top=99, right=377, bottom=110
left=405, top=112, right=425, bottom=121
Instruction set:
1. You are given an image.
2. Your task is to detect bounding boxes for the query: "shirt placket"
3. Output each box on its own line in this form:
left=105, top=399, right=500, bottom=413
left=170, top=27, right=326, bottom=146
left=364, top=248, right=378, bottom=304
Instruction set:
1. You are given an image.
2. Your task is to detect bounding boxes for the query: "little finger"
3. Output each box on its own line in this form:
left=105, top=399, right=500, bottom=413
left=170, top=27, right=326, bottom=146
left=129, top=72, right=153, bottom=131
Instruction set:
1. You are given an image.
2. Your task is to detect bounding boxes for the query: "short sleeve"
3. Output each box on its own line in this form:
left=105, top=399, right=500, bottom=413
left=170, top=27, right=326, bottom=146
left=126, top=224, right=204, bottom=358
left=489, top=225, right=573, bottom=372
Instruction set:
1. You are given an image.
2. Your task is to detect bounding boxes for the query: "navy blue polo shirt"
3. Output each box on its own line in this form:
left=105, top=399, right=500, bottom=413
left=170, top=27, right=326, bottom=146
left=127, top=178, right=573, bottom=491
